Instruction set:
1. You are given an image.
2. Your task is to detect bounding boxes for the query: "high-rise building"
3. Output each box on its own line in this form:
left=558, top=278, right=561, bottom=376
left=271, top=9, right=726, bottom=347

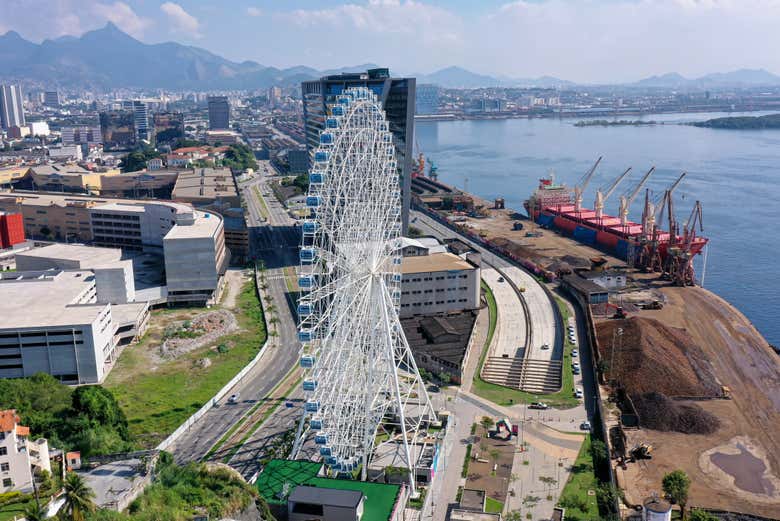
left=44, top=91, right=61, bottom=107
left=132, top=100, right=151, bottom=141
left=415, top=84, right=440, bottom=115
left=99, top=111, right=136, bottom=150
left=301, top=68, right=415, bottom=231
left=208, top=96, right=230, bottom=130
left=0, top=85, right=26, bottom=130
left=61, top=125, right=102, bottom=146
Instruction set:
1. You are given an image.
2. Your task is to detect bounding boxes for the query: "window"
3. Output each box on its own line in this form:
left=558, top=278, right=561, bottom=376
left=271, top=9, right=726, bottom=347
left=0, top=463, right=8, bottom=472
left=2, top=478, right=11, bottom=487
left=0, top=448, right=6, bottom=456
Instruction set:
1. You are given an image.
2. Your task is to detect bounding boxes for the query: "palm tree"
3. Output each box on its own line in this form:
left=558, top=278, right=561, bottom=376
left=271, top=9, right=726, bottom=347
left=61, top=472, right=96, bottom=521
left=24, top=500, right=47, bottom=521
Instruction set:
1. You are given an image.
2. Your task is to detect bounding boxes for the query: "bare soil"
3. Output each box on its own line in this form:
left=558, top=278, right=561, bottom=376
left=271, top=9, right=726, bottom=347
left=596, top=317, right=720, bottom=398
left=436, top=202, right=780, bottom=516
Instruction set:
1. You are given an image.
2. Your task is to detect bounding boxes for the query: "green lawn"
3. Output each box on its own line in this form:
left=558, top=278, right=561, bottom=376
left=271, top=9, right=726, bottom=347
left=485, top=497, right=504, bottom=514
left=0, top=500, right=29, bottom=521
left=557, top=435, right=600, bottom=520
left=471, top=283, right=578, bottom=408
left=105, top=280, right=267, bottom=448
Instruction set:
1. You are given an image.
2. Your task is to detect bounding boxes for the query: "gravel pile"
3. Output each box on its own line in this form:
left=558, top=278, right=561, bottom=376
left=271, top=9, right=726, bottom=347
left=632, top=391, right=721, bottom=434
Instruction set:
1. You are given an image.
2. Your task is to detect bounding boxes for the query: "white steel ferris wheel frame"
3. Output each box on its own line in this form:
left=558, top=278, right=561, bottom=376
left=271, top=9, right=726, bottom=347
left=291, top=86, right=436, bottom=493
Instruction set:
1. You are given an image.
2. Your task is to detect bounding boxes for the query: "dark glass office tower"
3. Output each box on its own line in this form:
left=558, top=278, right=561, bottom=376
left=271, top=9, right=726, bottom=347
left=302, top=68, right=415, bottom=232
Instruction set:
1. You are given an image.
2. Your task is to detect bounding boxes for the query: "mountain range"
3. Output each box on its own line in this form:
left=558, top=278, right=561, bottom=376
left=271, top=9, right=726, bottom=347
left=1, top=24, right=779, bottom=91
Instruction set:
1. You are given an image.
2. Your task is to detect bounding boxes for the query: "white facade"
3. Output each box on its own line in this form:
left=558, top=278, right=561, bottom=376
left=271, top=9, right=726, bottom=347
left=0, top=410, right=51, bottom=493
left=400, top=251, right=480, bottom=318
left=0, top=270, right=118, bottom=384
left=28, top=121, right=50, bottom=137
left=163, top=211, right=227, bottom=304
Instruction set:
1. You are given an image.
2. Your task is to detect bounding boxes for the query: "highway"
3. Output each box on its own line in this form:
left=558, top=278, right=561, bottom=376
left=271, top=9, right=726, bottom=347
left=168, top=168, right=301, bottom=464
left=481, top=267, right=527, bottom=358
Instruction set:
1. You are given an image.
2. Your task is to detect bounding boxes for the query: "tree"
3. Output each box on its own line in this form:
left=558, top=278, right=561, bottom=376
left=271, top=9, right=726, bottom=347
left=480, top=416, right=495, bottom=431
left=688, top=509, right=718, bottom=521
left=24, top=500, right=48, bottom=521
left=62, top=472, right=96, bottom=521
left=662, top=470, right=691, bottom=519
left=504, top=511, right=523, bottom=521
left=590, top=439, right=609, bottom=471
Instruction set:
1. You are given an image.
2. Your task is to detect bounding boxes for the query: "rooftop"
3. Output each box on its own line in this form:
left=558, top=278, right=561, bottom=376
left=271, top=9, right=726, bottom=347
left=0, top=410, right=21, bottom=433
left=18, top=243, right=121, bottom=267
left=0, top=270, right=107, bottom=328
left=562, top=274, right=609, bottom=295
left=171, top=167, right=238, bottom=202
left=256, top=459, right=400, bottom=521
left=289, top=485, right=363, bottom=508
left=164, top=210, right=221, bottom=240
left=401, top=252, right=474, bottom=274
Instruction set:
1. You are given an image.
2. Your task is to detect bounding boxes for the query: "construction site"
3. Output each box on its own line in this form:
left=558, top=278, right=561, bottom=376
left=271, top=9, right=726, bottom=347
left=409, top=157, right=780, bottom=518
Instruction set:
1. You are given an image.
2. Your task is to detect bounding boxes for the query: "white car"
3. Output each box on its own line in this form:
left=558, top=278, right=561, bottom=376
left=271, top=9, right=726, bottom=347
left=571, top=349, right=579, bottom=358
left=228, top=393, right=240, bottom=404
left=580, top=421, right=592, bottom=431
left=574, top=387, right=584, bottom=399
left=540, top=343, right=550, bottom=350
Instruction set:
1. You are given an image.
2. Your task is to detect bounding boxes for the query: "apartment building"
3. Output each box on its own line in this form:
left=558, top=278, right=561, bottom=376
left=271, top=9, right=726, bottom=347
left=0, top=410, right=50, bottom=493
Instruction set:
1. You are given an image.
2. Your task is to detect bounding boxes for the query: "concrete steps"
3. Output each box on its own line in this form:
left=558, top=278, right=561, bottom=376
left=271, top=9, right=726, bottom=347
left=482, top=357, right=562, bottom=394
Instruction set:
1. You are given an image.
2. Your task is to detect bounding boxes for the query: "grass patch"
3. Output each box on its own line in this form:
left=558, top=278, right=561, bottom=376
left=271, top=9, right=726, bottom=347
left=471, top=286, right=579, bottom=408
left=105, top=280, right=267, bottom=448
left=557, top=435, right=599, bottom=520
left=485, top=497, right=504, bottom=514
left=462, top=443, right=472, bottom=478
left=253, top=185, right=270, bottom=220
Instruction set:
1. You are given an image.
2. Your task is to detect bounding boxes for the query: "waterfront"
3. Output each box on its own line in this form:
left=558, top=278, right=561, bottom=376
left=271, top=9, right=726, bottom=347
left=416, top=111, right=780, bottom=345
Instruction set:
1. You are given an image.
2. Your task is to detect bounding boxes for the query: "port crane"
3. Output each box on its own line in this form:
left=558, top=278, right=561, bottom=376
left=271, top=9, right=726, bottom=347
left=642, top=172, right=686, bottom=233
left=668, top=200, right=704, bottom=286
left=618, top=166, right=655, bottom=227
left=594, top=167, right=632, bottom=220
left=574, top=156, right=602, bottom=214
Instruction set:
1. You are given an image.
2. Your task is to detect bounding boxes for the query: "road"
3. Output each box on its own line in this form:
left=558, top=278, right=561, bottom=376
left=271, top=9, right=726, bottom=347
left=411, top=210, right=559, bottom=361
left=168, top=170, right=301, bottom=464
left=481, top=267, right=527, bottom=359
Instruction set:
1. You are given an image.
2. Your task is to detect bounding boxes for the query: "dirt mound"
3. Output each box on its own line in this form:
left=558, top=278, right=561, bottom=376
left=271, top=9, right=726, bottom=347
left=596, top=317, right=720, bottom=398
left=632, top=392, right=720, bottom=434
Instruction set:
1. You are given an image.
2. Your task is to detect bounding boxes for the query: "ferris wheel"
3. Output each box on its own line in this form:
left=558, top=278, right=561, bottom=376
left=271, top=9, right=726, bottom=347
left=291, top=86, right=435, bottom=492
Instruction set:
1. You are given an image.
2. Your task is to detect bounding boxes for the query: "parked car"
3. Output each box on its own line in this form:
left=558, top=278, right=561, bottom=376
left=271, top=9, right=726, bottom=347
left=572, top=361, right=580, bottom=370
left=571, top=349, right=579, bottom=358
left=574, top=387, right=584, bottom=399
left=228, top=393, right=240, bottom=404
left=529, top=402, right=549, bottom=410
left=580, top=421, right=592, bottom=431
left=572, top=366, right=581, bottom=375
left=540, top=343, right=550, bottom=350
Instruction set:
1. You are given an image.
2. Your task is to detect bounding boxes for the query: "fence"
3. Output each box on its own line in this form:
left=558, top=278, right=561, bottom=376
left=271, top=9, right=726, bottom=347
left=157, top=267, right=270, bottom=452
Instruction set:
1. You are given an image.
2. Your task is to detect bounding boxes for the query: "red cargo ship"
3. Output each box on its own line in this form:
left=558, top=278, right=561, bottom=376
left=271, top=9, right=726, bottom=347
left=524, top=166, right=707, bottom=284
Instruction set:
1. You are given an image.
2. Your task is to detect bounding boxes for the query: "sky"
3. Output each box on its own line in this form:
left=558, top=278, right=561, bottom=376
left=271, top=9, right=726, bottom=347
left=2, top=0, right=780, bottom=83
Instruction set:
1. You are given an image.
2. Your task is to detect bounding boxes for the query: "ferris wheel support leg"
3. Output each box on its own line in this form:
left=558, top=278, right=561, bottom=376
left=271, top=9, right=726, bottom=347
left=290, top=410, right=308, bottom=460
left=381, top=295, right=417, bottom=497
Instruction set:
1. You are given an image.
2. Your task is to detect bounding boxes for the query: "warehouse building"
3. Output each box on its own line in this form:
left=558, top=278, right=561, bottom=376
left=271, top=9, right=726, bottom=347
left=399, top=245, right=480, bottom=318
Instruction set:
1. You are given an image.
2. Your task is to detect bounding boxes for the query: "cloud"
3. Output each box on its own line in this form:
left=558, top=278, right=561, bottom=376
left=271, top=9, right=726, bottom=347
left=247, top=7, right=262, bottom=17
left=160, top=1, right=202, bottom=37
left=93, top=1, right=151, bottom=38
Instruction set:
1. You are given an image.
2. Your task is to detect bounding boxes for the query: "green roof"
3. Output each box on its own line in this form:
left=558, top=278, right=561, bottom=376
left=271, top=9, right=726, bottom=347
left=255, top=459, right=323, bottom=505
left=256, top=459, right=401, bottom=521
left=305, top=478, right=400, bottom=521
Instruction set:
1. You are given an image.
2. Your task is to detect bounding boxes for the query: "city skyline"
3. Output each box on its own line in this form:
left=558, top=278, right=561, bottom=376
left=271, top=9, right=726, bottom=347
left=2, top=0, right=780, bottom=84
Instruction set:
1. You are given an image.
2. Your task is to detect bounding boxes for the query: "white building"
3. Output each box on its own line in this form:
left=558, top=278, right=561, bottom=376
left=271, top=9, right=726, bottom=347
left=400, top=244, right=480, bottom=318
left=581, top=270, right=627, bottom=290
left=0, top=410, right=51, bottom=493
left=28, top=121, right=50, bottom=137
left=163, top=210, right=228, bottom=304
left=15, top=244, right=135, bottom=304
left=48, top=145, right=83, bottom=161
